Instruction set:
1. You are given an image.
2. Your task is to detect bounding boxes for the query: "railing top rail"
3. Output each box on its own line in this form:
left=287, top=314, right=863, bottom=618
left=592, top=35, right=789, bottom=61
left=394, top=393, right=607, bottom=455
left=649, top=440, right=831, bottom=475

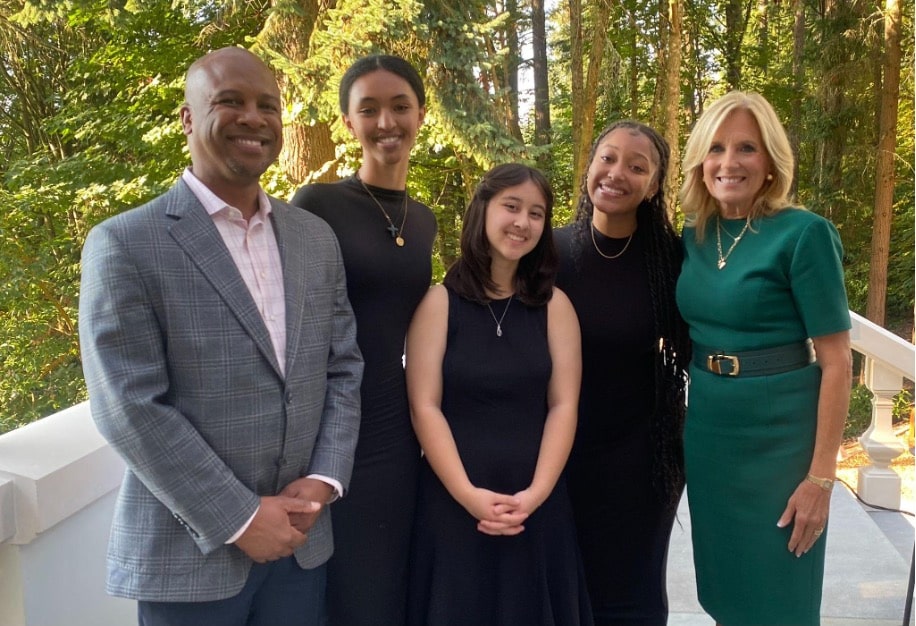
left=849, top=311, right=915, bottom=380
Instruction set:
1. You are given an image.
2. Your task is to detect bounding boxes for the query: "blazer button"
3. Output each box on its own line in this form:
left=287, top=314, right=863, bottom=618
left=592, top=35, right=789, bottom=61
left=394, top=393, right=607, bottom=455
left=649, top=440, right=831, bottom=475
left=285, top=390, right=293, bottom=404
left=172, top=512, right=199, bottom=538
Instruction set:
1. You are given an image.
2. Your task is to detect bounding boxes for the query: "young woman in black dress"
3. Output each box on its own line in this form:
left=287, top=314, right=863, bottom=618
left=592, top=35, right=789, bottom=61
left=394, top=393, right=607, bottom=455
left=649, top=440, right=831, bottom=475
left=553, top=121, right=690, bottom=625
left=290, top=55, right=437, bottom=626
left=406, top=163, right=591, bottom=626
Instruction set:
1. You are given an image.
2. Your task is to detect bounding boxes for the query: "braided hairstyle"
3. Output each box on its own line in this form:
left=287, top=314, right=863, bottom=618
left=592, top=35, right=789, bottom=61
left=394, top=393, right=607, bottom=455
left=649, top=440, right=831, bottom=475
left=571, top=120, right=691, bottom=514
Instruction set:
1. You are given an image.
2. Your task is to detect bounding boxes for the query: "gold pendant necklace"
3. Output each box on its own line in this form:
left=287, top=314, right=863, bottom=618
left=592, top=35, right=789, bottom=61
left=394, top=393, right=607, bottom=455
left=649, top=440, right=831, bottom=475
left=486, top=296, right=512, bottom=337
left=590, top=224, right=634, bottom=259
left=716, top=217, right=750, bottom=270
left=357, top=175, right=408, bottom=247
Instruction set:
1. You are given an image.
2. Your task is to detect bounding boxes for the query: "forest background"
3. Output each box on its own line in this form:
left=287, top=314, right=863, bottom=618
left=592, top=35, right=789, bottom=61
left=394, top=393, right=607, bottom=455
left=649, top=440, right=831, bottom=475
left=0, top=0, right=912, bottom=434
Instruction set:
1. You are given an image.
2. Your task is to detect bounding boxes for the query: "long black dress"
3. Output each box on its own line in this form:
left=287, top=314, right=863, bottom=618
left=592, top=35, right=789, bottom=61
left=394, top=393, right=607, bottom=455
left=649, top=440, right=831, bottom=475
left=291, top=177, right=437, bottom=626
left=408, top=290, right=592, bottom=626
left=554, top=225, right=675, bottom=626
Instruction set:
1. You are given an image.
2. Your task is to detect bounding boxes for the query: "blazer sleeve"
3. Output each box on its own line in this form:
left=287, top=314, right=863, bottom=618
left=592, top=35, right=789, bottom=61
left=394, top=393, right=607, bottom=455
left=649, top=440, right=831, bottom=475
left=79, top=218, right=260, bottom=554
left=303, top=231, right=364, bottom=494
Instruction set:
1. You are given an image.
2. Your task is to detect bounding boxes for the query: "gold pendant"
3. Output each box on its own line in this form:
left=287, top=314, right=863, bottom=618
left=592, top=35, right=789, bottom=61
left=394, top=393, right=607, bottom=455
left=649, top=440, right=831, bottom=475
left=395, top=236, right=405, bottom=247
left=717, top=259, right=726, bottom=270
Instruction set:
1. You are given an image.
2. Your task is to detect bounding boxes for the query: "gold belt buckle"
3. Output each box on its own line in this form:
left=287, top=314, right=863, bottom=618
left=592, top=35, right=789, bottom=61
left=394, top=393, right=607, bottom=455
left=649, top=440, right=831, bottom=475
left=707, top=354, right=740, bottom=376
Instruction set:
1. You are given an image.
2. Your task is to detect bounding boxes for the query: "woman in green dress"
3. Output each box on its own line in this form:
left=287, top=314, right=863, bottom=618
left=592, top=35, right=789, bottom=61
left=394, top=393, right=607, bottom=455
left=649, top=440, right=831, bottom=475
left=675, top=91, right=852, bottom=625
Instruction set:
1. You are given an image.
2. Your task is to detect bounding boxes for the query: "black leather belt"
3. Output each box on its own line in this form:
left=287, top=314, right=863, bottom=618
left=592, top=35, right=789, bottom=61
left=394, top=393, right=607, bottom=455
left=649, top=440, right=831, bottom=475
left=693, top=339, right=814, bottom=377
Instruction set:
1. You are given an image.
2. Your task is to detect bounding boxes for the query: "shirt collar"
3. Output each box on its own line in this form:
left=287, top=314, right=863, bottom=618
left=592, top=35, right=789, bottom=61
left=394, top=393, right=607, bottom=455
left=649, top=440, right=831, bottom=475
left=181, top=168, right=272, bottom=218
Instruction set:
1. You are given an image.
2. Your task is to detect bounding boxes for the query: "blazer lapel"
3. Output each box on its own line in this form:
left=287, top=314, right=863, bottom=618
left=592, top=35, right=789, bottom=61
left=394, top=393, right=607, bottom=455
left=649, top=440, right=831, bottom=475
left=272, top=200, right=307, bottom=377
left=165, top=181, right=283, bottom=377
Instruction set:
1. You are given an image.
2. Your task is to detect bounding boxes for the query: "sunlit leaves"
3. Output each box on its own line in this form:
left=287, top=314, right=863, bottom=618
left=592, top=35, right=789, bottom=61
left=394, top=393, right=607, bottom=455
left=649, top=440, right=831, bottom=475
left=0, top=0, right=912, bottom=432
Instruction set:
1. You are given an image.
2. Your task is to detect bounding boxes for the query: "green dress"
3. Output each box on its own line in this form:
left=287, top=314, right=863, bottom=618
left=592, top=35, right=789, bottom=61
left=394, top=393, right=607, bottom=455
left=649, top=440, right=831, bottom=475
left=675, top=208, right=850, bottom=626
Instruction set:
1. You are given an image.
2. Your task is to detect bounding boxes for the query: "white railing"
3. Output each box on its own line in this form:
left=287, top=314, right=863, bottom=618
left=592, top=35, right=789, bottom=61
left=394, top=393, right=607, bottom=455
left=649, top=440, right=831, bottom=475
left=849, top=311, right=915, bottom=510
left=0, top=311, right=911, bottom=626
left=0, top=402, right=134, bottom=626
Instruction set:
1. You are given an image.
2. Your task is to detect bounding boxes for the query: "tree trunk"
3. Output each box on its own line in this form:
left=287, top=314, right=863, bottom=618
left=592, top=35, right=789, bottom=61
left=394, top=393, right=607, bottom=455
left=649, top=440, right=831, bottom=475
left=281, top=123, right=337, bottom=185
left=789, top=0, right=805, bottom=198
left=816, top=0, right=860, bottom=220
left=724, top=0, right=744, bottom=89
left=865, top=0, right=901, bottom=326
left=531, top=0, right=551, bottom=168
left=652, top=0, right=668, bottom=126
left=662, top=0, right=682, bottom=219
left=683, top=18, right=701, bottom=123
left=756, top=0, right=769, bottom=76
left=628, top=10, right=639, bottom=119
left=569, top=0, right=584, bottom=181
left=569, top=0, right=612, bottom=206
left=505, top=0, right=524, bottom=142
left=259, top=0, right=338, bottom=185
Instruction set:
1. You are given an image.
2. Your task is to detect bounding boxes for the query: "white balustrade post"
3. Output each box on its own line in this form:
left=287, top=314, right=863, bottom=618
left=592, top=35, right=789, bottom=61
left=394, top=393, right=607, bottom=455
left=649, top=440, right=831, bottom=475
left=857, top=357, right=905, bottom=509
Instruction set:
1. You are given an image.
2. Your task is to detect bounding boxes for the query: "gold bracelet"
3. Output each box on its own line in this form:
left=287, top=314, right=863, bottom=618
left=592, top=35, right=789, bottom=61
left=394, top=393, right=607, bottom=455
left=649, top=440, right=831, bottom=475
left=805, top=473, right=834, bottom=492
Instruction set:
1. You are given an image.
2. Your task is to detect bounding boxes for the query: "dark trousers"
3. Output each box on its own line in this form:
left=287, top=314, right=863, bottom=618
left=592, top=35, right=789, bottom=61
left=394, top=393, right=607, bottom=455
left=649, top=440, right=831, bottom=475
left=138, top=557, right=327, bottom=626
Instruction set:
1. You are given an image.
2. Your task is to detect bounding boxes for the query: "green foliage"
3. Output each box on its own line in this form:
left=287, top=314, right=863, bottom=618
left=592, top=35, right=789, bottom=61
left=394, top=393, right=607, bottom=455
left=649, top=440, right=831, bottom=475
left=269, top=0, right=530, bottom=276
left=0, top=0, right=912, bottom=434
left=845, top=385, right=914, bottom=441
left=846, top=384, right=874, bottom=440
left=0, top=174, right=84, bottom=430
left=893, top=389, right=913, bottom=423
left=278, top=0, right=426, bottom=132
left=0, top=0, right=263, bottom=432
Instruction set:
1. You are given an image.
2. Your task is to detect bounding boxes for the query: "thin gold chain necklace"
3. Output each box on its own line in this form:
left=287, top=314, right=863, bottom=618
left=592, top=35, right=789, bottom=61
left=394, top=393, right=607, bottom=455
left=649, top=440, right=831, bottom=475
left=716, top=217, right=750, bottom=270
left=486, top=296, right=513, bottom=337
left=591, top=223, right=633, bottom=259
left=356, top=175, right=408, bottom=247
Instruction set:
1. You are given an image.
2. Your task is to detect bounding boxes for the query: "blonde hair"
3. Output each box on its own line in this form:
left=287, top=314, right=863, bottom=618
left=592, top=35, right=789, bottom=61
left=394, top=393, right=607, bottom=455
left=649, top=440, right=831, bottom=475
left=679, top=91, right=797, bottom=241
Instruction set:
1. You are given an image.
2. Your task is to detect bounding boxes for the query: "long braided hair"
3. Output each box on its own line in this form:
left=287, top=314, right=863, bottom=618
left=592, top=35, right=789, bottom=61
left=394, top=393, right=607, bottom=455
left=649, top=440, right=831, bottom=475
left=571, top=120, right=691, bottom=514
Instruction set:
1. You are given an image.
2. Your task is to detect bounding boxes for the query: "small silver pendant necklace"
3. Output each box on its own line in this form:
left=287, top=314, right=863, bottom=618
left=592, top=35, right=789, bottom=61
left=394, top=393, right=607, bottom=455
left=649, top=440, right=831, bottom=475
left=486, top=296, right=512, bottom=337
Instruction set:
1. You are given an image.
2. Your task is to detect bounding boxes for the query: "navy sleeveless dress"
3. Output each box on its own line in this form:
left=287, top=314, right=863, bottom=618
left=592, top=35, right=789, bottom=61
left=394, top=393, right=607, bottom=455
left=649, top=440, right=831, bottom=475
left=408, top=289, right=592, bottom=626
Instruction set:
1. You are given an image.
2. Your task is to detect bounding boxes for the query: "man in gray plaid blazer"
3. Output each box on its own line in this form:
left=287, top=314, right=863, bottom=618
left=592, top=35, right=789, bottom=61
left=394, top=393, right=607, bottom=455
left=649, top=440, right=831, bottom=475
left=78, top=47, right=363, bottom=625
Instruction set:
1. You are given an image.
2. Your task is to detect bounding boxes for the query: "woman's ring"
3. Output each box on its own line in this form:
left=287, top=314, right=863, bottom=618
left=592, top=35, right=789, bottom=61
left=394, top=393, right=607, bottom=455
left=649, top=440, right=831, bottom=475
left=813, top=527, right=824, bottom=537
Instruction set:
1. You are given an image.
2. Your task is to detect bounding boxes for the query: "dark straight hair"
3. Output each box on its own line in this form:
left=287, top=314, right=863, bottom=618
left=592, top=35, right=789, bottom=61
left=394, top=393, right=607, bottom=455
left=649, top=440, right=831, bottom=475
left=339, top=54, right=426, bottom=113
left=444, top=163, right=557, bottom=307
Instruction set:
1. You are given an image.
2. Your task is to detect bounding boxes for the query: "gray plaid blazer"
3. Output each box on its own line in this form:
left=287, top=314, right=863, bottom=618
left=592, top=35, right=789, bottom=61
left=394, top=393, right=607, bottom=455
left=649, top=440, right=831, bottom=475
left=79, top=179, right=363, bottom=602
